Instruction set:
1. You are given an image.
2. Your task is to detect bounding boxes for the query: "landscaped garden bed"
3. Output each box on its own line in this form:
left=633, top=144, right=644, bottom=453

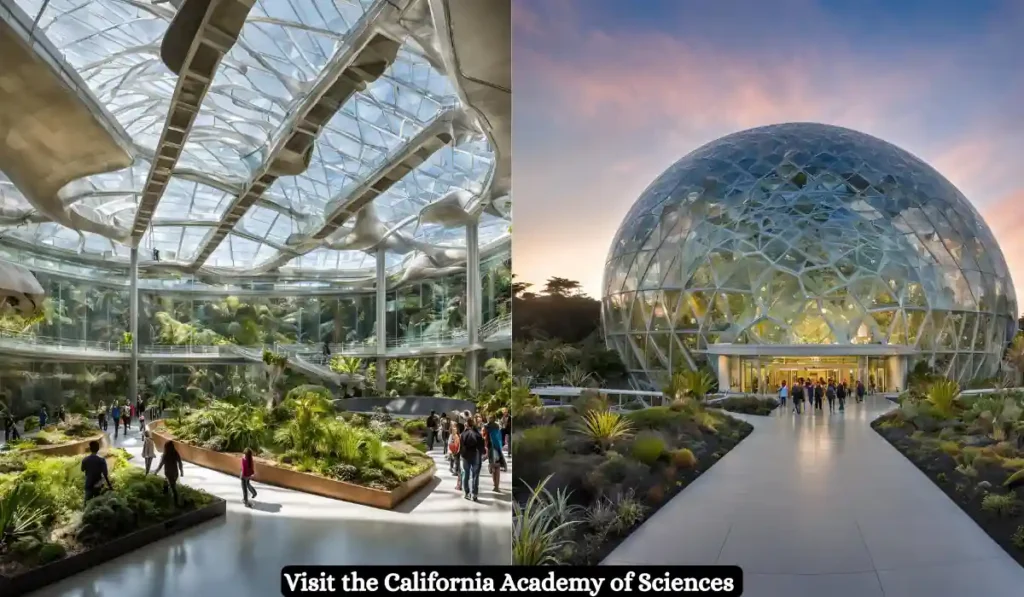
left=0, top=449, right=222, bottom=594
left=1, top=415, right=107, bottom=456
left=872, top=382, right=1024, bottom=567
left=512, top=390, right=752, bottom=565
left=156, top=386, right=435, bottom=509
left=715, top=395, right=780, bottom=416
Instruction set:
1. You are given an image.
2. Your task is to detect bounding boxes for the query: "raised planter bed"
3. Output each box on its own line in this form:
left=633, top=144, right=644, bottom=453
left=0, top=498, right=226, bottom=595
left=12, top=433, right=108, bottom=457
left=149, top=421, right=435, bottom=509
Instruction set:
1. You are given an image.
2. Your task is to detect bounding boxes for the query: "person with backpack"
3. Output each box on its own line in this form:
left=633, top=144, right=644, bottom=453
left=111, top=403, right=122, bottom=439
left=836, top=382, right=847, bottom=412
left=425, top=410, right=438, bottom=451
left=856, top=380, right=866, bottom=403
left=813, top=380, right=824, bottom=411
left=826, top=380, right=837, bottom=413
left=459, top=418, right=485, bottom=501
left=791, top=377, right=804, bottom=414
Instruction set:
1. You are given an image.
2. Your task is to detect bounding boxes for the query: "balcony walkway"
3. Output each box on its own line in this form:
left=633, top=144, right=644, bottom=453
left=29, top=426, right=511, bottom=596
left=603, top=396, right=1024, bottom=597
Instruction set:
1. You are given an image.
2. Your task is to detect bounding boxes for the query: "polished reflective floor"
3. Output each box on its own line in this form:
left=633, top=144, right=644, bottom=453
left=604, top=396, right=1024, bottom=597
left=30, top=427, right=511, bottom=597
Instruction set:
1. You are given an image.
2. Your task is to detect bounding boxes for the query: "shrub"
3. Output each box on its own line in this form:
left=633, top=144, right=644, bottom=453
left=993, top=441, right=1018, bottom=458
left=937, top=426, right=958, bottom=440
left=585, top=499, right=617, bottom=532
left=403, top=419, right=427, bottom=435
left=1012, top=526, right=1024, bottom=550
left=926, top=380, right=960, bottom=419
left=973, top=455, right=1002, bottom=470
left=77, top=493, right=136, bottom=543
left=646, top=485, right=665, bottom=505
left=22, top=416, right=39, bottom=432
left=939, top=441, right=961, bottom=457
left=981, top=492, right=1021, bottom=518
left=671, top=448, right=697, bottom=469
left=517, top=426, right=563, bottom=460
left=572, top=390, right=609, bottom=415
left=630, top=432, right=666, bottom=466
left=512, top=475, right=579, bottom=566
left=612, top=490, right=647, bottom=533
left=719, top=396, right=779, bottom=416
left=626, top=406, right=684, bottom=430
left=38, top=541, right=66, bottom=563
left=575, top=410, right=634, bottom=451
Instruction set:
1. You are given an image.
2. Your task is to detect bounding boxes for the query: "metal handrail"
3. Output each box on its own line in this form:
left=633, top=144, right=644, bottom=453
left=480, top=313, right=512, bottom=339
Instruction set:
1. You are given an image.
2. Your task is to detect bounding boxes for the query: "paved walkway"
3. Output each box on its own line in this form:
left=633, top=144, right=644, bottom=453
left=31, top=426, right=511, bottom=597
left=604, top=396, right=1024, bottom=596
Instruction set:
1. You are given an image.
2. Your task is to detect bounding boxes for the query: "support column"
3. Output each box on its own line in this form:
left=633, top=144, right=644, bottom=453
left=466, top=221, right=482, bottom=390
left=716, top=354, right=731, bottom=393
left=128, top=247, right=139, bottom=404
left=375, top=249, right=387, bottom=393
left=888, top=355, right=907, bottom=392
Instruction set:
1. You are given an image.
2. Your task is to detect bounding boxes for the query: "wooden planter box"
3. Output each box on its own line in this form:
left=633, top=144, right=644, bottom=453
left=149, top=421, right=435, bottom=510
left=16, top=433, right=108, bottom=457
left=0, top=498, right=226, bottom=595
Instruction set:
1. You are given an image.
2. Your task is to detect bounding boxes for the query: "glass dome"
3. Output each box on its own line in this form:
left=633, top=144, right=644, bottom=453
left=0, top=0, right=508, bottom=278
left=603, top=122, right=1017, bottom=388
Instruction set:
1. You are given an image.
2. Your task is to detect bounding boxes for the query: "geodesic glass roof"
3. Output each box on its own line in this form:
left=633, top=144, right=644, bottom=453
left=603, top=122, right=1017, bottom=388
left=0, top=0, right=508, bottom=276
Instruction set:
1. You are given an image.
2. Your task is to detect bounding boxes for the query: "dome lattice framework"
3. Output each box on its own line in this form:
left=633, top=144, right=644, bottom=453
left=602, top=123, right=1017, bottom=387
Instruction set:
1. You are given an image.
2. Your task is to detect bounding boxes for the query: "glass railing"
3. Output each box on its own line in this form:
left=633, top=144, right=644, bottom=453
left=480, top=313, right=512, bottom=340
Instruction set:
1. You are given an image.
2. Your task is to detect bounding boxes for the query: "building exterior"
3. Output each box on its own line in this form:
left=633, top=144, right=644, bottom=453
left=602, top=123, right=1017, bottom=393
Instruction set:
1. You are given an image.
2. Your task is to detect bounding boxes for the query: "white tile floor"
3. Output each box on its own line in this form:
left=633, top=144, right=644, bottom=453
left=603, top=396, right=1024, bottom=596
left=28, top=427, right=511, bottom=597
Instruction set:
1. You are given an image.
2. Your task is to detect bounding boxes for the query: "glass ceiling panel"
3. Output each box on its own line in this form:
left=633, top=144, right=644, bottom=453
left=285, top=248, right=382, bottom=271
left=373, top=136, right=493, bottom=223
left=2, top=222, right=128, bottom=257
left=138, top=225, right=207, bottom=262
left=0, top=172, right=34, bottom=215
left=239, top=206, right=297, bottom=245
left=151, top=177, right=235, bottom=222
left=177, top=0, right=372, bottom=182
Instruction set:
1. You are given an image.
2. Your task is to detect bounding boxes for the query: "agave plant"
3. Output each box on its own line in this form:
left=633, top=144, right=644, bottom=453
left=562, top=365, right=596, bottom=388
left=0, top=483, right=47, bottom=547
left=926, top=379, right=960, bottom=419
left=575, top=409, right=634, bottom=451
left=513, top=475, right=580, bottom=565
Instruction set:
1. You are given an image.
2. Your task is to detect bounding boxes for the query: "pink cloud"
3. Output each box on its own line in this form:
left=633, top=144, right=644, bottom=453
left=980, top=189, right=1024, bottom=298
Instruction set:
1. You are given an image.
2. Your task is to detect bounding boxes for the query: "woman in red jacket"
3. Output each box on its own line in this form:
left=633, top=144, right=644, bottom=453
left=241, top=448, right=258, bottom=507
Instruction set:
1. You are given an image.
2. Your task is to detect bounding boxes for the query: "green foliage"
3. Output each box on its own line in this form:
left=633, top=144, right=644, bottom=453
left=0, top=482, right=48, bottom=547
left=1012, top=526, right=1024, bottom=550
left=572, top=389, right=609, bottom=414
left=1004, top=469, right=1024, bottom=487
left=22, top=415, right=39, bottom=432
left=516, top=426, right=563, bottom=460
left=719, top=396, right=779, bottom=416
left=626, top=406, right=685, bottom=429
left=611, top=490, right=647, bottom=533
left=262, top=349, right=289, bottom=369
left=575, top=410, right=634, bottom=451
left=630, top=432, right=666, bottom=466
left=980, top=492, right=1021, bottom=518
left=926, top=380, right=960, bottom=419
left=513, top=475, right=580, bottom=565
left=77, top=493, right=136, bottom=544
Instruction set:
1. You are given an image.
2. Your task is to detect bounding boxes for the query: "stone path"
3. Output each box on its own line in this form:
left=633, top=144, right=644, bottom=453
left=603, top=396, right=1024, bottom=597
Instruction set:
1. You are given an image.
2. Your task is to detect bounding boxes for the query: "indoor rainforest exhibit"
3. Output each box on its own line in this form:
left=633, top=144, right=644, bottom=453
left=0, top=0, right=513, bottom=586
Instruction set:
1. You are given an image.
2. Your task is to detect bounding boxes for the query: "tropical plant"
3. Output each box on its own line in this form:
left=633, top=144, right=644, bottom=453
left=562, top=365, right=597, bottom=388
left=679, top=369, right=716, bottom=402
left=926, top=379, right=960, bottom=419
left=575, top=410, right=634, bottom=451
left=329, top=356, right=364, bottom=397
left=513, top=475, right=579, bottom=565
left=0, top=482, right=47, bottom=547
left=262, top=350, right=289, bottom=407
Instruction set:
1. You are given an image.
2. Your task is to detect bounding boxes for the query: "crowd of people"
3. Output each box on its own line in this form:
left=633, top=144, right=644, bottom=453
left=776, top=378, right=867, bottom=414
left=425, top=408, right=511, bottom=502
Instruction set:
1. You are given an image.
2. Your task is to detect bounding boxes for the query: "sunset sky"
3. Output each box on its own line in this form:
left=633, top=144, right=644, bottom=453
left=512, top=0, right=1024, bottom=307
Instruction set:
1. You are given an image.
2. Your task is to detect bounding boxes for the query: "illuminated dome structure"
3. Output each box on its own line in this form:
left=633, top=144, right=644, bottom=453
left=0, top=0, right=512, bottom=401
left=602, top=123, right=1016, bottom=392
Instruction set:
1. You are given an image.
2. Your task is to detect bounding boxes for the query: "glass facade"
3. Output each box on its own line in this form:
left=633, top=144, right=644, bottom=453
left=602, top=123, right=1017, bottom=390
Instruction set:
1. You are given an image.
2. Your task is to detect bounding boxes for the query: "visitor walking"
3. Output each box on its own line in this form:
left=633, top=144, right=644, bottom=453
left=142, top=429, right=156, bottom=474
left=57, top=405, right=66, bottom=423
left=158, top=396, right=166, bottom=419
left=856, top=380, right=866, bottom=403
left=155, top=441, right=185, bottom=507
left=791, top=377, right=803, bottom=414
left=81, top=440, right=112, bottom=505
left=241, top=447, right=258, bottom=507
left=804, top=379, right=813, bottom=411
left=3, top=410, right=16, bottom=442
left=121, top=401, right=131, bottom=436
left=439, top=412, right=450, bottom=455
left=837, top=382, right=847, bottom=412
left=501, top=408, right=511, bottom=455
left=425, top=410, right=438, bottom=451
left=460, top=419, right=485, bottom=501
left=826, top=381, right=836, bottom=413
left=450, top=422, right=464, bottom=489
left=778, top=380, right=788, bottom=409
left=813, top=380, right=824, bottom=411
left=322, top=341, right=331, bottom=359
left=97, top=401, right=107, bottom=431
left=485, top=414, right=505, bottom=491
left=39, top=405, right=48, bottom=429
left=111, top=403, right=122, bottom=439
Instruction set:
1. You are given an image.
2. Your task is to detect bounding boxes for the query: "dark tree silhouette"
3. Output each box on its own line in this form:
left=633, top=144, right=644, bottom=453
left=513, top=277, right=600, bottom=343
